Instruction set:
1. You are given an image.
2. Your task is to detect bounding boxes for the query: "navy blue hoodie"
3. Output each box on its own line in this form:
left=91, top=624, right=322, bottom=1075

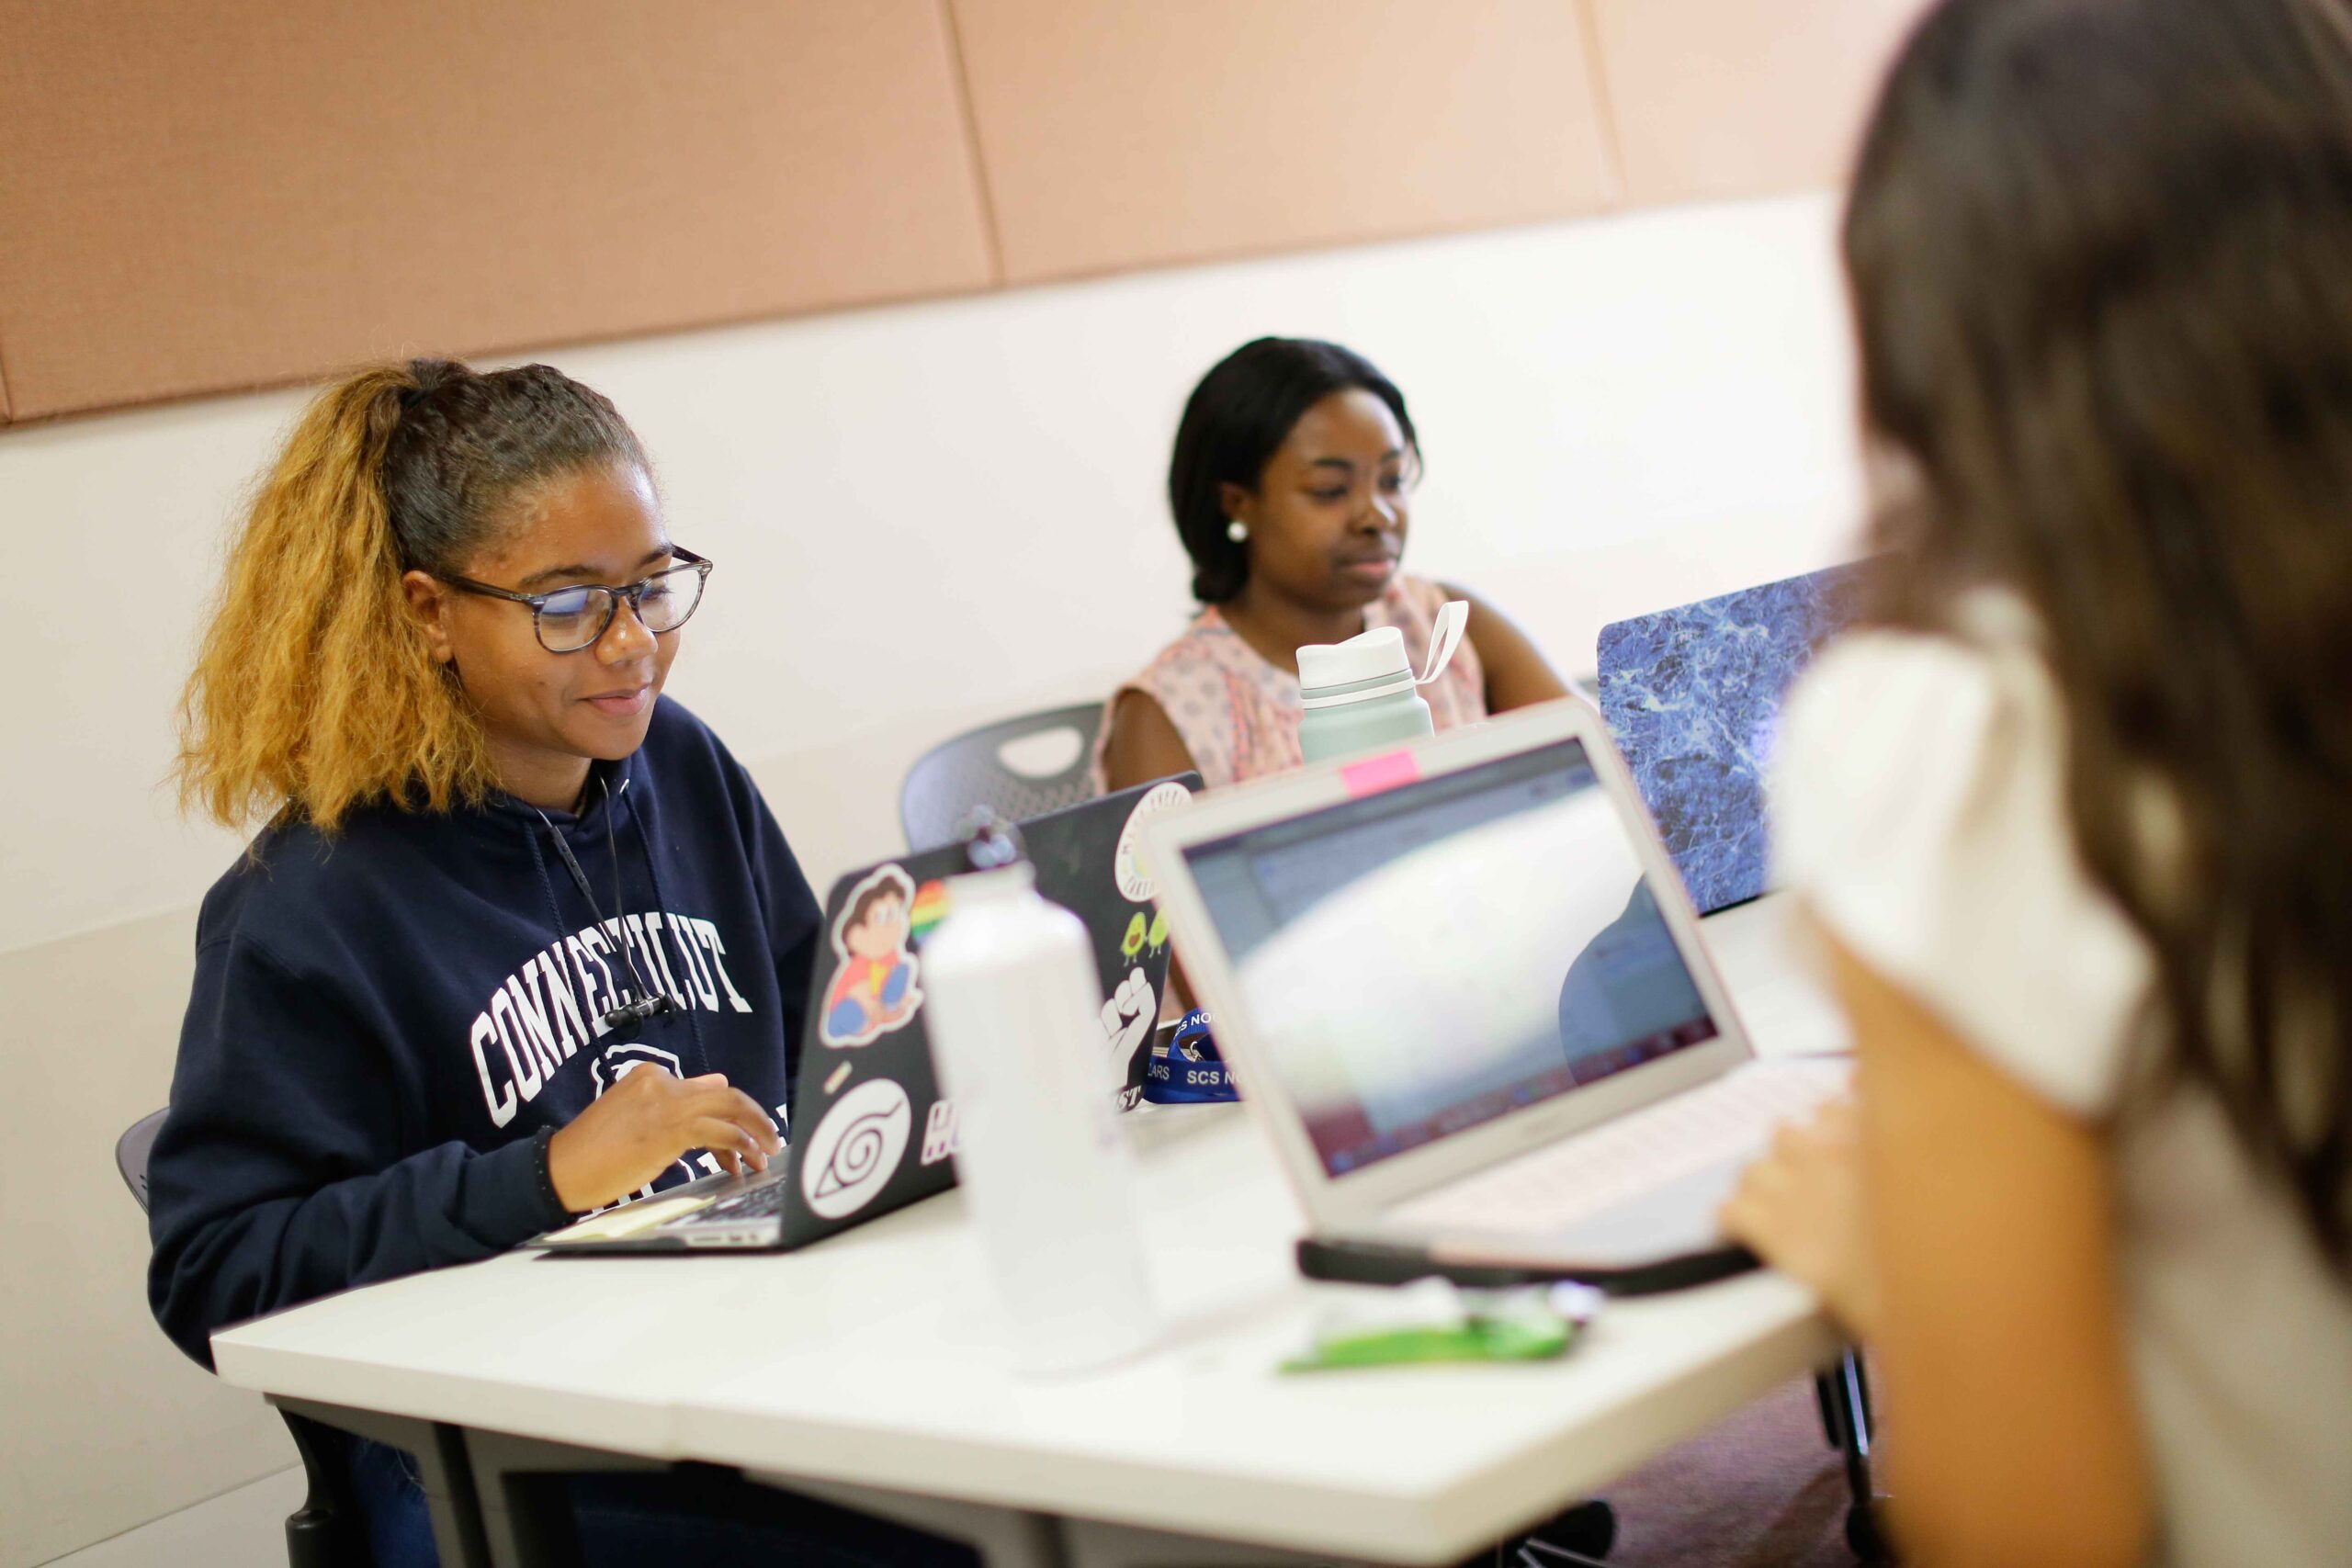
left=149, top=698, right=821, bottom=1369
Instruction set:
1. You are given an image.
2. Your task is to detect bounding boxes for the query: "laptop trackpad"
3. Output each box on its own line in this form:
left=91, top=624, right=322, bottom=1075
left=1435, top=1157, right=1746, bottom=1269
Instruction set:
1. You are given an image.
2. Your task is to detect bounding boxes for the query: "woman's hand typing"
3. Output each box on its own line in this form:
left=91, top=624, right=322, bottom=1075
left=546, top=1066, right=781, bottom=1213
left=1719, top=1096, right=1877, bottom=1337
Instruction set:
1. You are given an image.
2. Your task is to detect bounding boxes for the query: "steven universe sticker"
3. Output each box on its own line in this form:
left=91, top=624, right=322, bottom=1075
left=819, top=865, right=924, bottom=1048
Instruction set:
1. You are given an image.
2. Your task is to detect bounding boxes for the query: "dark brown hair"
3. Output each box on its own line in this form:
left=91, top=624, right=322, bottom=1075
left=1849, top=0, right=2352, bottom=1264
left=1167, top=338, right=1419, bottom=604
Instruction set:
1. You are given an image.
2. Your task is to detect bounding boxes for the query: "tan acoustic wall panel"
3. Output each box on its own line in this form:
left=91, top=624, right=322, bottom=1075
left=949, top=0, right=1619, bottom=285
left=0, top=1, right=996, bottom=420
left=1588, top=0, right=1928, bottom=206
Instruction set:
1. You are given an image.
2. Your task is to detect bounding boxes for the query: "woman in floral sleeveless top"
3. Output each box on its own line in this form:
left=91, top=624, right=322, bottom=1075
left=1096, top=338, right=1570, bottom=793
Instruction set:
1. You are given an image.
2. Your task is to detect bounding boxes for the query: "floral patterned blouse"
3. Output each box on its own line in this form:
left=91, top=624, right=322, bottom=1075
left=1091, top=573, right=1487, bottom=791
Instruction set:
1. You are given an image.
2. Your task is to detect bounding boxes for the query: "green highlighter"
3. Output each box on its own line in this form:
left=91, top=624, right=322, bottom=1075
left=1280, top=1280, right=1603, bottom=1373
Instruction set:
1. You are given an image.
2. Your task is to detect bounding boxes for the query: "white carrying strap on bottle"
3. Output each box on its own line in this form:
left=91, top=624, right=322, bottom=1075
left=1296, top=598, right=1471, bottom=710
left=1418, top=596, right=1470, bottom=688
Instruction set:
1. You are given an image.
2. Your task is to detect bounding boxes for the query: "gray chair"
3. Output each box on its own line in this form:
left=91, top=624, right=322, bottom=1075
left=116, top=1106, right=165, bottom=1212
left=899, top=703, right=1104, bottom=851
left=117, top=1108, right=366, bottom=1568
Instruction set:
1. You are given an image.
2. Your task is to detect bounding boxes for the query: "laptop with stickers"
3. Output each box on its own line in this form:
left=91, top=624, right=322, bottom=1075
left=1142, top=702, right=1844, bottom=1288
left=525, top=773, right=1200, bottom=1253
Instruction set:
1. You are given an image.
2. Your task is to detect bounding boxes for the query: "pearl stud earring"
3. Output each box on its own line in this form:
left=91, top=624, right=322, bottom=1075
left=1226, top=519, right=1249, bottom=543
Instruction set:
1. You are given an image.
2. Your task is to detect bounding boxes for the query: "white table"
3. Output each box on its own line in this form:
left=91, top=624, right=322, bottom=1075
left=213, top=897, right=1860, bottom=1567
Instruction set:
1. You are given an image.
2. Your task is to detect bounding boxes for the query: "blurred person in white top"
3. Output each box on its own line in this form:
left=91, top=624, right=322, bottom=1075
left=1719, top=2, right=2352, bottom=1565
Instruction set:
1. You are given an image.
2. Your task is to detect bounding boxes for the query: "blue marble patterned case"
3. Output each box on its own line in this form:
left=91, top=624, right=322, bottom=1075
left=1597, top=563, right=1872, bottom=913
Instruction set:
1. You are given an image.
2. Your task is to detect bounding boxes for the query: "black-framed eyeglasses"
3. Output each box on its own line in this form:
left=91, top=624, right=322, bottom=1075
left=441, top=547, right=713, bottom=653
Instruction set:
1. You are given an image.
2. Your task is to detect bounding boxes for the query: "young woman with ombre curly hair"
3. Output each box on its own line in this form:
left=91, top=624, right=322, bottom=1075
left=153, top=357, right=965, bottom=1567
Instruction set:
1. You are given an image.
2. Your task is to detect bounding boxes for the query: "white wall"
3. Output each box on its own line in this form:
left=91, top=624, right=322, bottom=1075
left=0, top=190, right=1863, bottom=1565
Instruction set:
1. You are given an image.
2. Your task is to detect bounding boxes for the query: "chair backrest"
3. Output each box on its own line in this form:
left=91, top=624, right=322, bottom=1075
left=118, top=1107, right=168, bottom=1213
left=116, top=1102, right=371, bottom=1565
left=899, top=703, right=1104, bottom=852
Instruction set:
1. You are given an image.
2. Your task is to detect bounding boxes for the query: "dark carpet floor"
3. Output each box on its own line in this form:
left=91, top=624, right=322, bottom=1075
left=1597, top=1377, right=1863, bottom=1568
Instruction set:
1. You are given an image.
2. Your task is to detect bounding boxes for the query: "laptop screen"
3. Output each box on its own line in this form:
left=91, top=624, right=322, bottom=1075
left=1182, top=740, right=1720, bottom=1177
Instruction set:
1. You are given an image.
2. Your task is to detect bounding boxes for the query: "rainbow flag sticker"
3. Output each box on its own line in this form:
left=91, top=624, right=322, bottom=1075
left=910, top=879, right=952, bottom=943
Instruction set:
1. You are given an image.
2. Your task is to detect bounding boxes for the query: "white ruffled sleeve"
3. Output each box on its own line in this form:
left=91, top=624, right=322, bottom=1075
left=1768, top=629, right=2153, bottom=1117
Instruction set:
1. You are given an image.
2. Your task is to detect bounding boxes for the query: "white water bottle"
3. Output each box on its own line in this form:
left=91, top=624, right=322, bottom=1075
left=1296, top=599, right=1470, bottom=764
left=922, top=838, right=1158, bottom=1375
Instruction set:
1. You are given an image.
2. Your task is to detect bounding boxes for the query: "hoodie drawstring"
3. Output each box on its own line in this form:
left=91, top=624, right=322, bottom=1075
left=522, top=819, right=568, bottom=949
left=629, top=802, right=714, bottom=1080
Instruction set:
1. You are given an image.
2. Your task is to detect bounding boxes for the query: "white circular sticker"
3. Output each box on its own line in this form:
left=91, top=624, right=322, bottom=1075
left=1113, top=779, right=1194, bottom=902
left=798, top=1077, right=912, bottom=1220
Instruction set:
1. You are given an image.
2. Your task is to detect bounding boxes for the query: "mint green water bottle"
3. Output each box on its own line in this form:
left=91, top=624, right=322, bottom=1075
left=1296, top=600, right=1469, bottom=765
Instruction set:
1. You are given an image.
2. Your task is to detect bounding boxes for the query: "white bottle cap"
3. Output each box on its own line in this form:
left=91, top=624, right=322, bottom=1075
left=1296, top=625, right=1409, bottom=694
left=1295, top=601, right=1470, bottom=709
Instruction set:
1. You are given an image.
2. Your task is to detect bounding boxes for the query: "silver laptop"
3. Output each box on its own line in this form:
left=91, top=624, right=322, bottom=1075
left=1143, top=700, right=1845, bottom=1281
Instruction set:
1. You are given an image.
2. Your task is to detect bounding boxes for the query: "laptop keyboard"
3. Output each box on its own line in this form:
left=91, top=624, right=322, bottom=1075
left=687, top=1174, right=790, bottom=1223
left=1388, top=1058, right=1849, bottom=1238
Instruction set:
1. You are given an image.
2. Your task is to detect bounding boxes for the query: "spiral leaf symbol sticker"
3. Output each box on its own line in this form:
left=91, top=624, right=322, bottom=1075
left=799, top=1077, right=913, bottom=1219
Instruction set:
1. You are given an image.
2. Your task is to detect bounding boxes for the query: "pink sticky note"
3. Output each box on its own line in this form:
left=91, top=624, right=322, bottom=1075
left=1340, top=750, right=1421, bottom=799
